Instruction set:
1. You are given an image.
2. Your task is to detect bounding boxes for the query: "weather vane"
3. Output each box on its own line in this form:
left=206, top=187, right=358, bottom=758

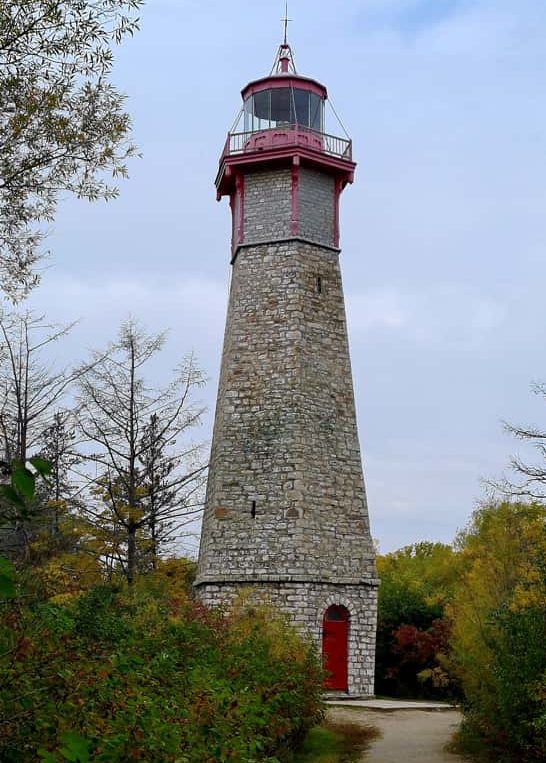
left=282, top=1, right=292, bottom=45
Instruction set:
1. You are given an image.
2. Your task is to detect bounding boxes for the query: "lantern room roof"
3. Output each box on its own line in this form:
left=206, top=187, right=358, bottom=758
left=241, top=74, right=327, bottom=101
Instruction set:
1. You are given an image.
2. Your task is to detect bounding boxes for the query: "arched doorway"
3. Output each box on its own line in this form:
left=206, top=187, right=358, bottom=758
left=322, top=605, right=349, bottom=691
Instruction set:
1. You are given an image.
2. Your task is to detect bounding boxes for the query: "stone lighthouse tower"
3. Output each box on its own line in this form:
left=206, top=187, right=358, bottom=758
left=195, top=36, right=378, bottom=697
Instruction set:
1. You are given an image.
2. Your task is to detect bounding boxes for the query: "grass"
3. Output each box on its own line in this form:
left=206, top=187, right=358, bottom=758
left=447, top=724, right=501, bottom=762
left=293, top=721, right=380, bottom=763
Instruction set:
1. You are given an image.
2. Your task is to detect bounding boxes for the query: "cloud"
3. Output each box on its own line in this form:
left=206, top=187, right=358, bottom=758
left=26, top=273, right=228, bottom=389
left=30, top=273, right=226, bottom=322
left=346, top=288, right=409, bottom=333
left=346, top=285, right=505, bottom=350
left=353, top=0, right=469, bottom=35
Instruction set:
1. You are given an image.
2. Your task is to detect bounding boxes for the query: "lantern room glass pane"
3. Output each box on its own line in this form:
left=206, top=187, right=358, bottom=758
left=242, top=87, right=325, bottom=133
left=310, top=93, right=322, bottom=131
left=293, top=88, right=310, bottom=126
left=244, top=96, right=253, bottom=132
left=253, top=90, right=271, bottom=129
left=271, top=88, right=291, bottom=126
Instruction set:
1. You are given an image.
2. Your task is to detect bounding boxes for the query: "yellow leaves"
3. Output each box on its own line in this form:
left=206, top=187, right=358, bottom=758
left=378, top=542, right=460, bottom=608
left=38, top=551, right=103, bottom=601
left=147, top=558, right=196, bottom=593
left=418, top=666, right=451, bottom=689
left=47, top=499, right=68, bottom=511
left=226, top=594, right=310, bottom=666
left=453, top=503, right=546, bottom=615
left=127, top=506, right=144, bottom=523
left=448, top=501, right=546, bottom=713
left=49, top=591, right=81, bottom=606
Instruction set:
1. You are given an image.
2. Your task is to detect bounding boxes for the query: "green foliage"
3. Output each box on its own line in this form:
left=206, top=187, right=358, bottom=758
left=0, top=556, right=15, bottom=599
left=292, top=721, right=379, bottom=763
left=292, top=727, right=343, bottom=762
left=1, top=456, right=53, bottom=600
left=449, top=501, right=546, bottom=762
left=375, top=542, right=459, bottom=699
left=29, top=457, right=53, bottom=479
left=0, top=0, right=142, bottom=300
left=0, top=578, right=324, bottom=762
left=1, top=457, right=51, bottom=520
left=1, top=461, right=33, bottom=516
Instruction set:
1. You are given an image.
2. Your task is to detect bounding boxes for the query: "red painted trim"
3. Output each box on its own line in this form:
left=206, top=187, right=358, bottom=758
left=216, top=149, right=355, bottom=198
left=229, top=192, right=236, bottom=252
left=236, top=174, right=245, bottom=244
left=291, top=160, right=300, bottom=236
left=242, top=75, right=327, bottom=100
left=333, top=178, right=342, bottom=248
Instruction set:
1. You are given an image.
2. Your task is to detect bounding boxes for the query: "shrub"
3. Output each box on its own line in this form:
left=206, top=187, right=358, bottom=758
left=375, top=542, right=459, bottom=699
left=0, top=577, right=323, bottom=762
left=449, top=502, right=546, bottom=762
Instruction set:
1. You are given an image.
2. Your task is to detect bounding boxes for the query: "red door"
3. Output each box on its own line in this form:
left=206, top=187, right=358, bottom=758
left=322, top=605, right=349, bottom=691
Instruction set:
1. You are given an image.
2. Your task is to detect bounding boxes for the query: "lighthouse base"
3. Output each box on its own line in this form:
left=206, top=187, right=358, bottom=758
left=194, top=580, right=378, bottom=698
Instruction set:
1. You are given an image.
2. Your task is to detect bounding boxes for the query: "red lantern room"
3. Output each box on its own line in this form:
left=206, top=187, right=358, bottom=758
left=215, top=40, right=356, bottom=250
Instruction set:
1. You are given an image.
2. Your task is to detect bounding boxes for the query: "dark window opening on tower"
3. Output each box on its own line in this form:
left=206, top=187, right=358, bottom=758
left=317, top=276, right=323, bottom=294
left=251, top=501, right=257, bottom=519
left=325, top=604, right=349, bottom=622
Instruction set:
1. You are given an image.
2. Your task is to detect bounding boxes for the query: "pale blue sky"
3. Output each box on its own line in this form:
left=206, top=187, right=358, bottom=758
left=28, top=0, right=546, bottom=553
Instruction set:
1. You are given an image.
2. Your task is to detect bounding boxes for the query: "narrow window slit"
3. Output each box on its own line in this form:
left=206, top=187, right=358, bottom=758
left=317, top=276, right=323, bottom=294
left=251, top=501, right=256, bottom=519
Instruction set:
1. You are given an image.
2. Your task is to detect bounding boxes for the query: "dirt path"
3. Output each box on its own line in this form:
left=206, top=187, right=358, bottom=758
left=328, top=706, right=466, bottom=762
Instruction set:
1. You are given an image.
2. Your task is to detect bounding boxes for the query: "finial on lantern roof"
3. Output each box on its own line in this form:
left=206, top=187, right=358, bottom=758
left=270, top=1, right=297, bottom=75
left=283, top=1, right=291, bottom=45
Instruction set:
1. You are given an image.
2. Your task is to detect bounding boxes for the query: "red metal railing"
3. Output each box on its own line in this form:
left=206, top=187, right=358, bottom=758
left=221, top=125, right=352, bottom=163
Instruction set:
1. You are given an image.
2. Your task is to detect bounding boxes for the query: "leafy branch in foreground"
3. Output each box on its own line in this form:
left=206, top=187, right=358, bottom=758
left=0, top=456, right=51, bottom=598
left=0, top=0, right=143, bottom=300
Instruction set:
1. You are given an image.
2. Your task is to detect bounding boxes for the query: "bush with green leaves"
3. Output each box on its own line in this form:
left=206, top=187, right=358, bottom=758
left=449, top=502, right=546, bottom=762
left=0, top=573, right=324, bottom=762
left=375, top=542, right=460, bottom=699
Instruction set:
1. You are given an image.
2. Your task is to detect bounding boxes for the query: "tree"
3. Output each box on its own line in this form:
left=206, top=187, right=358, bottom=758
left=77, top=320, right=206, bottom=585
left=137, top=412, right=204, bottom=569
left=0, top=310, right=83, bottom=467
left=0, top=311, right=91, bottom=557
left=38, top=411, right=79, bottom=522
left=500, top=382, right=546, bottom=500
left=0, top=0, right=142, bottom=300
left=449, top=501, right=546, bottom=762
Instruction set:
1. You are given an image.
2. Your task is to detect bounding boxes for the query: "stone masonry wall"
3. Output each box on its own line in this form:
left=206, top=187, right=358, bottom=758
left=198, top=581, right=378, bottom=697
left=196, top=238, right=376, bottom=584
left=243, top=169, right=292, bottom=242
left=196, top=162, right=378, bottom=697
left=298, top=168, right=335, bottom=246
left=241, top=167, right=335, bottom=248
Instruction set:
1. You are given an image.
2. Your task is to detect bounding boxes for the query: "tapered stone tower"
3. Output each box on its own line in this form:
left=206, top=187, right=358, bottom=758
left=195, top=39, right=378, bottom=697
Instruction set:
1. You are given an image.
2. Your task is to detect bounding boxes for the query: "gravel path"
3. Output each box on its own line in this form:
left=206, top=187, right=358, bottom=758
left=328, top=706, right=466, bottom=762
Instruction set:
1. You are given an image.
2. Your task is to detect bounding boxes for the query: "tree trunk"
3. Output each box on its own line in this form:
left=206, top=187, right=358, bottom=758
left=127, top=524, right=137, bottom=586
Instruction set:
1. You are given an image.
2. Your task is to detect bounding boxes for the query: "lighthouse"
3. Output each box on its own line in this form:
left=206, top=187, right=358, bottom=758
left=195, top=35, right=378, bottom=697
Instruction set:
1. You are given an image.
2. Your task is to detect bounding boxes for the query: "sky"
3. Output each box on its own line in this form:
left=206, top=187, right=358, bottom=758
left=26, top=0, right=546, bottom=553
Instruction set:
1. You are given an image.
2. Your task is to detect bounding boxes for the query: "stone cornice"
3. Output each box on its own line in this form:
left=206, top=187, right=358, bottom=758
left=231, top=236, right=341, bottom=264
left=194, top=575, right=381, bottom=588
